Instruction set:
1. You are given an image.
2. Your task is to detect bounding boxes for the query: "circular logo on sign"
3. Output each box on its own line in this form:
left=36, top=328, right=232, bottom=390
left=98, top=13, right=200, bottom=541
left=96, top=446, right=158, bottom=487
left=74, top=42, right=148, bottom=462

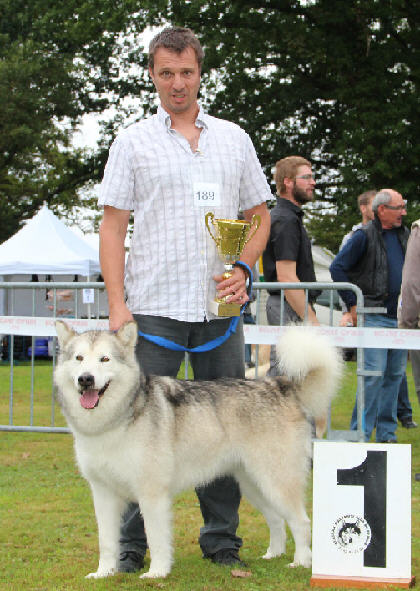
left=331, top=515, right=371, bottom=553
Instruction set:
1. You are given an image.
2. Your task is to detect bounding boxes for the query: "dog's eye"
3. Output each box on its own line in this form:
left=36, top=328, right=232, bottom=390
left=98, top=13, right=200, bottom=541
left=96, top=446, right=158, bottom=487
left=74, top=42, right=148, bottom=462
left=100, top=356, right=110, bottom=363
left=76, top=355, right=83, bottom=361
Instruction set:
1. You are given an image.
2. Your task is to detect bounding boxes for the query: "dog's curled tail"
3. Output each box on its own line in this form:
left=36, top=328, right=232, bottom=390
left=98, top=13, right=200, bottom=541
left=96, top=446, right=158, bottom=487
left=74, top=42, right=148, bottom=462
left=276, top=325, right=343, bottom=434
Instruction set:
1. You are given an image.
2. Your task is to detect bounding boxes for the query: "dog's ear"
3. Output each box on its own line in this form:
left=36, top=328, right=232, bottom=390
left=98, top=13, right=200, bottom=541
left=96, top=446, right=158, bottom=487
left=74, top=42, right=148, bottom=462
left=55, top=320, right=76, bottom=347
left=116, top=321, right=138, bottom=348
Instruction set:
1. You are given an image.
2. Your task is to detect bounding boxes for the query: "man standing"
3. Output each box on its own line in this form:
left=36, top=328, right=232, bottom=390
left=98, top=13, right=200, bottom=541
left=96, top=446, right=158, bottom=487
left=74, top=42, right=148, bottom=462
left=98, top=27, right=271, bottom=572
left=340, top=190, right=376, bottom=248
left=262, top=156, right=320, bottom=376
left=339, top=190, right=416, bottom=428
left=330, top=189, right=409, bottom=442
left=399, top=218, right=420, bottom=481
left=339, top=190, right=376, bottom=327
left=399, top=218, right=420, bottom=406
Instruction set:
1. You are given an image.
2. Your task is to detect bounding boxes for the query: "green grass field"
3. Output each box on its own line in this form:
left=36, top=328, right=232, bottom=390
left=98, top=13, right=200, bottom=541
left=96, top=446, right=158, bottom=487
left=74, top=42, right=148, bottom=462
left=0, top=360, right=418, bottom=590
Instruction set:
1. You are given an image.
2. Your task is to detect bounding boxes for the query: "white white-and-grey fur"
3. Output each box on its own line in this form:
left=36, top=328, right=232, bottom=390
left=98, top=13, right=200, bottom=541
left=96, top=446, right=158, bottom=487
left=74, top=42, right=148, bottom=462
left=54, top=320, right=342, bottom=579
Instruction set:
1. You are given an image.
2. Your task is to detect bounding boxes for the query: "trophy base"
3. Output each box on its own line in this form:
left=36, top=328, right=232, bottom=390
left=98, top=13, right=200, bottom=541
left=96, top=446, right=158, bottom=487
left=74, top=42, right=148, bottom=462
left=209, top=299, right=241, bottom=317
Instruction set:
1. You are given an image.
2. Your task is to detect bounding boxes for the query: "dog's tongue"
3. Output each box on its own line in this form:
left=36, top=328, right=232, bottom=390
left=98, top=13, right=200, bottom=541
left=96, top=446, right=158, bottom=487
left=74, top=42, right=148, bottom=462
left=80, top=390, right=99, bottom=409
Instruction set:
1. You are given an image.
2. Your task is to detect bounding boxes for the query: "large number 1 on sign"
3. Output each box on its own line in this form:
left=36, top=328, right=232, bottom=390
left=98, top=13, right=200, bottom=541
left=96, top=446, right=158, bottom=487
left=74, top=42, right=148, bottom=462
left=337, top=451, right=387, bottom=568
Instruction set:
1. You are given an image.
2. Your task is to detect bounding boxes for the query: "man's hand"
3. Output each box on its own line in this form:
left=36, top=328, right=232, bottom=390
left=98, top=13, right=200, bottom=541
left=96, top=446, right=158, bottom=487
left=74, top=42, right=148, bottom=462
left=340, top=311, right=355, bottom=327
left=108, top=304, right=134, bottom=332
left=340, top=306, right=357, bottom=326
left=214, top=266, right=249, bottom=305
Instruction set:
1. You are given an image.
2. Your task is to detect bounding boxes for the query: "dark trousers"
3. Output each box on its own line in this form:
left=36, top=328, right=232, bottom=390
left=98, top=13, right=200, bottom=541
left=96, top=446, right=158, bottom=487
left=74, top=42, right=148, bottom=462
left=120, top=314, right=245, bottom=557
left=411, top=349, right=420, bottom=405
left=397, top=373, right=413, bottom=421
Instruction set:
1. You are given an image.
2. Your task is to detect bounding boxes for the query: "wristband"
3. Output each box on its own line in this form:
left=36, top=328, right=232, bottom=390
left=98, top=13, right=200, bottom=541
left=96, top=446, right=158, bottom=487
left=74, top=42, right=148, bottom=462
left=233, top=260, right=252, bottom=280
left=234, top=260, right=253, bottom=312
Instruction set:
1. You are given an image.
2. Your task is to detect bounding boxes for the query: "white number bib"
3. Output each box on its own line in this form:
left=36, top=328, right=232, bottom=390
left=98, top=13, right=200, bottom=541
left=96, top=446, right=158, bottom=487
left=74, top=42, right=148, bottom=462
left=193, top=182, right=221, bottom=207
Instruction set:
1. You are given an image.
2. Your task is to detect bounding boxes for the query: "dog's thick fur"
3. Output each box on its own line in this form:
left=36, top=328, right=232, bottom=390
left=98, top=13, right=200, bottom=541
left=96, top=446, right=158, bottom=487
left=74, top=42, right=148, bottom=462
left=54, top=321, right=342, bottom=579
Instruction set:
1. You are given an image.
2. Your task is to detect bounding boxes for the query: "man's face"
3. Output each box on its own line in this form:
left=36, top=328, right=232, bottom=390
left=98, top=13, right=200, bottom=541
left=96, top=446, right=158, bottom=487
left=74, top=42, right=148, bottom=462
left=149, top=47, right=201, bottom=117
left=366, top=198, right=375, bottom=221
left=360, top=198, right=375, bottom=223
left=291, top=165, right=316, bottom=205
left=377, top=190, right=407, bottom=229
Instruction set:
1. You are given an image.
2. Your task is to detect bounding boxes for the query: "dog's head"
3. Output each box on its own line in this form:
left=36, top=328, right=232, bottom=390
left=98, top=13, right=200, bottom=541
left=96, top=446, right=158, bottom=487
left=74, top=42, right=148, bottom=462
left=54, top=321, right=140, bottom=430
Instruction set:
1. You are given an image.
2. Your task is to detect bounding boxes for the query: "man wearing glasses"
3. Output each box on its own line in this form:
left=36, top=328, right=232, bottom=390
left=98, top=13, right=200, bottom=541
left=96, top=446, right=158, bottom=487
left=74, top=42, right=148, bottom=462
left=263, top=156, right=320, bottom=376
left=330, top=189, right=409, bottom=443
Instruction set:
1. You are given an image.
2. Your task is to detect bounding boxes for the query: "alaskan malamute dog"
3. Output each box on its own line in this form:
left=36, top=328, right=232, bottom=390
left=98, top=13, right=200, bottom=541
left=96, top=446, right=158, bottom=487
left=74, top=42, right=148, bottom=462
left=54, top=320, right=342, bottom=579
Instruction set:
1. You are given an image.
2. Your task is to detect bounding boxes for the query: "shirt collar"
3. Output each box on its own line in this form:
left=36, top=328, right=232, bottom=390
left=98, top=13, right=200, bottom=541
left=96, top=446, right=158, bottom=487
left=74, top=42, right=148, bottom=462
left=277, top=196, right=304, bottom=217
left=157, top=104, right=208, bottom=130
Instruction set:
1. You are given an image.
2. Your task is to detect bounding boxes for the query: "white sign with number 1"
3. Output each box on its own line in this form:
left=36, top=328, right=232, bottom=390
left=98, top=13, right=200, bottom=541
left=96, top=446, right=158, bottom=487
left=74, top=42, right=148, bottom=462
left=311, top=442, right=412, bottom=587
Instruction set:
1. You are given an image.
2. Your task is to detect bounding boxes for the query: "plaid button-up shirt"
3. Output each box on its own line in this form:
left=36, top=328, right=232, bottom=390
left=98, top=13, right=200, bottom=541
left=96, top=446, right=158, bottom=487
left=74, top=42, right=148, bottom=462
left=98, top=105, right=271, bottom=322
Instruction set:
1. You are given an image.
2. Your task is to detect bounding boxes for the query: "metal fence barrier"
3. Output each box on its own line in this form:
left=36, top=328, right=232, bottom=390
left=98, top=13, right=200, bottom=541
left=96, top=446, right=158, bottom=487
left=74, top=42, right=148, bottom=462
left=0, top=281, right=107, bottom=434
left=0, top=280, right=367, bottom=440
left=252, top=282, right=366, bottom=442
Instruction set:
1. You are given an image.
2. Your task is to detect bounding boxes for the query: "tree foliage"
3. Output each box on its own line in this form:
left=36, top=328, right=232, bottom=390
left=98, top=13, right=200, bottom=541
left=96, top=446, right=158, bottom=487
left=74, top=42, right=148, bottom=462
left=0, top=0, right=161, bottom=241
left=2, top=1, right=419, bottom=252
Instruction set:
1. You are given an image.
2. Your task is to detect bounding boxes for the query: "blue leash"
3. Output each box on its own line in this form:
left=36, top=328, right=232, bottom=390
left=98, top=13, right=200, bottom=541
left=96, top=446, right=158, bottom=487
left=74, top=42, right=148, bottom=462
left=137, top=261, right=253, bottom=353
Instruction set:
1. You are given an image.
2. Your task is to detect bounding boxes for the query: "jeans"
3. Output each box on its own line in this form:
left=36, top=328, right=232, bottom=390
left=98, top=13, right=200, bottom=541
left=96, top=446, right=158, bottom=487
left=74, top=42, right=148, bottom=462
left=350, top=314, right=408, bottom=442
left=120, top=314, right=245, bottom=558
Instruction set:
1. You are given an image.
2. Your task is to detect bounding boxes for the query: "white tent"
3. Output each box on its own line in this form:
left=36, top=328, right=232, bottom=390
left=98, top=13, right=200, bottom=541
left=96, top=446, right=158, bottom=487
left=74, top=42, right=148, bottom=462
left=312, top=244, right=334, bottom=283
left=0, top=204, right=100, bottom=276
left=311, top=244, right=342, bottom=325
left=0, top=206, right=104, bottom=319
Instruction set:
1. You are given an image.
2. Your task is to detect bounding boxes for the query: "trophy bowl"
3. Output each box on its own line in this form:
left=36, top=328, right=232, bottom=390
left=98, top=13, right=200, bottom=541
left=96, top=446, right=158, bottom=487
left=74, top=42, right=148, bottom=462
left=205, top=212, right=261, bottom=316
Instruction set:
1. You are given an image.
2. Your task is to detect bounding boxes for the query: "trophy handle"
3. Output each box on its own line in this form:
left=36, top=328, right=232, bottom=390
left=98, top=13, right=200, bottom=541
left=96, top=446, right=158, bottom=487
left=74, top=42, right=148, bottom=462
left=205, top=212, right=219, bottom=244
left=243, top=214, right=261, bottom=246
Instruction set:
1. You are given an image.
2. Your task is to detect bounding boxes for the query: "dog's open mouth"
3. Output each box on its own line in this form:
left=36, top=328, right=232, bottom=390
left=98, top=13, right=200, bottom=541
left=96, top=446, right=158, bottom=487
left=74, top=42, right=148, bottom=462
left=80, top=382, right=110, bottom=409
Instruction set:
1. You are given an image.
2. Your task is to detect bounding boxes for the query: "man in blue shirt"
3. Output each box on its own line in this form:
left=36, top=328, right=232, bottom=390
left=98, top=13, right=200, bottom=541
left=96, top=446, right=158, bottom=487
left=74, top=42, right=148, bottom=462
left=330, top=189, right=409, bottom=442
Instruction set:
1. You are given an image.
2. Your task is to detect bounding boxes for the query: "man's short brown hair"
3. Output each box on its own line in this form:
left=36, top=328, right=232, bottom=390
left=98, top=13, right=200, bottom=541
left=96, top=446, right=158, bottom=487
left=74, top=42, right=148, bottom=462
left=273, top=156, right=311, bottom=195
left=148, top=27, right=204, bottom=71
left=357, top=190, right=376, bottom=209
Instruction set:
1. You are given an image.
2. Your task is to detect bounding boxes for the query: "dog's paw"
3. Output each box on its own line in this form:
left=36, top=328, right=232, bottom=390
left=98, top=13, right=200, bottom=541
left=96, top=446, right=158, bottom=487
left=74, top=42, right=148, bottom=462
left=288, top=560, right=311, bottom=569
left=140, top=569, right=169, bottom=579
left=85, top=568, right=116, bottom=579
left=288, top=552, right=311, bottom=569
left=262, top=549, right=284, bottom=560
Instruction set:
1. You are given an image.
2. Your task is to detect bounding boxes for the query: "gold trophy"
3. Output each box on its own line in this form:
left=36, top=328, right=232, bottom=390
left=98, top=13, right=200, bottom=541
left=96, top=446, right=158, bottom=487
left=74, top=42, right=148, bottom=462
left=205, top=212, right=261, bottom=317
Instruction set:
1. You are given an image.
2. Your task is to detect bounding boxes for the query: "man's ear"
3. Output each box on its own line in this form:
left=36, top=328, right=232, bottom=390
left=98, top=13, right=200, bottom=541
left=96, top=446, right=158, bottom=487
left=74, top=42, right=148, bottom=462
left=283, top=176, right=294, bottom=191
